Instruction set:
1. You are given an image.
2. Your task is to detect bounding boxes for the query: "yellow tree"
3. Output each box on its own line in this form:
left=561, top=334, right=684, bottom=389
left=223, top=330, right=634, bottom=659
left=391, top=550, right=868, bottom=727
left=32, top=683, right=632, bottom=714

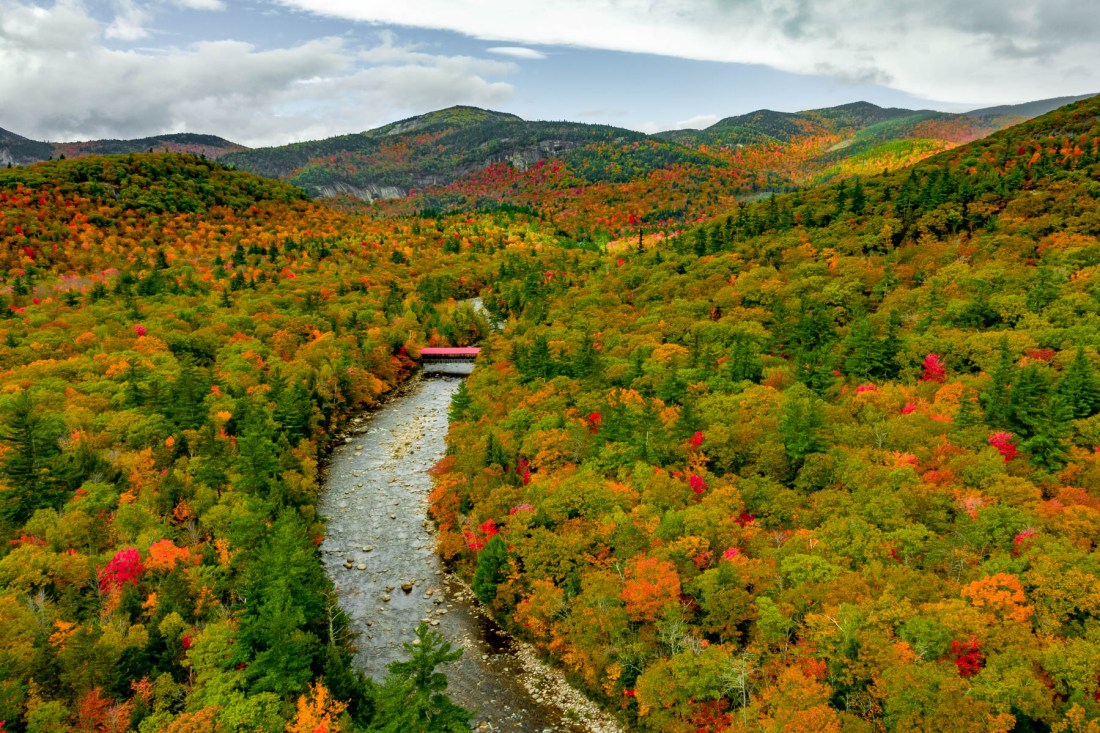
left=287, top=681, right=347, bottom=733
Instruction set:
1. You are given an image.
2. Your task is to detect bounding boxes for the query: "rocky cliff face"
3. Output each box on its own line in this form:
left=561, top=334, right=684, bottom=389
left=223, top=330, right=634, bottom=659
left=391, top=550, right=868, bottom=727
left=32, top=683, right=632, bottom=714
left=504, top=139, right=578, bottom=172
left=310, top=181, right=409, bottom=200
left=0, top=127, right=54, bottom=166
left=301, top=140, right=576, bottom=202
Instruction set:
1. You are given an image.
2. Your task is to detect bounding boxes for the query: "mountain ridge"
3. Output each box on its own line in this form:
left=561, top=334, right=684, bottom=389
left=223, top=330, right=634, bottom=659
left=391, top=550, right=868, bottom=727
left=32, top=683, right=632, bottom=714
left=0, top=129, right=247, bottom=167
left=6, top=94, right=1095, bottom=223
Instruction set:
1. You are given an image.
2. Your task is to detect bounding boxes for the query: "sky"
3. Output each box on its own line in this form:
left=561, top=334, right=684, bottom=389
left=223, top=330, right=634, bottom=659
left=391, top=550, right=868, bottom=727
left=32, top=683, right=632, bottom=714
left=1, top=0, right=1098, bottom=147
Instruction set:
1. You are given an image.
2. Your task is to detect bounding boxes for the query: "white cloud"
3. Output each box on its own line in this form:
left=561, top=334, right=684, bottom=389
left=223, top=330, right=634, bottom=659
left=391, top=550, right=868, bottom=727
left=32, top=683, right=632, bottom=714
left=273, top=0, right=1100, bottom=104
left=171, top=0, right=224, bottom=9
left=104, top=0, right=151, bottom=40
left=103, top=0, right=226, bottom=40
left=486, top=46, right=546, bottom=60
left=0, top=1, right=517, bottom=146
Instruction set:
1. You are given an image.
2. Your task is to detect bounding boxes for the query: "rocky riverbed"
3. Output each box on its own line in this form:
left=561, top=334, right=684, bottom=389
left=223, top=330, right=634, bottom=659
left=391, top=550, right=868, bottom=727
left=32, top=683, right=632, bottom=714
left=318, top=372, right=624, bottom=733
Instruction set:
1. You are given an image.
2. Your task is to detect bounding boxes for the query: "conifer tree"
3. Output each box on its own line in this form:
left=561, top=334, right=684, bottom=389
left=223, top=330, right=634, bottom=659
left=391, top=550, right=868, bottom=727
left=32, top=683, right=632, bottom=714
left=849, top=176, right=866, bottom=214
left=1057, top=348, right=1100, bottom=418
left=1022, top=394, right=1073, bottom=472
left=843, top=318, right=884, bottom=379
left=0, top=392, right=64, bottom=525
left=371, top=625, right=469, bottom=732
left=1007, top=364, right=1052, bottom=438
left=982, top=340, right=1015, bottom=429
left=728, top=333, right=763, bottom=383
left=234, top=403, right=282, bottom=497
left=472, top=535, right=509, bottom=604
left=779, top=389, right=826, bottom=470
left=484, top=433, right=508, bottom=469
left=572, top=331, right=602, bottom=379
left=448, top=380, right=473, bottom=422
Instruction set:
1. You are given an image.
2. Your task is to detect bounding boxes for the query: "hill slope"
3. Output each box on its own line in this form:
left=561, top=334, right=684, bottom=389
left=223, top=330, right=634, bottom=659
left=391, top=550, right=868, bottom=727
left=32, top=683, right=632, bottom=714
left=0, top=127, right=54, bottom=166
left=0, top=151, right=556, bottom=731
left=221, top=105, right=715, bottom=200
left=0, top=128, right=247, bottom=166
left=221, top=97, right=1095, bottom=240
left=432, top=94, right=1100, bottom=731
left=657, top=94, right=1097, bottom=185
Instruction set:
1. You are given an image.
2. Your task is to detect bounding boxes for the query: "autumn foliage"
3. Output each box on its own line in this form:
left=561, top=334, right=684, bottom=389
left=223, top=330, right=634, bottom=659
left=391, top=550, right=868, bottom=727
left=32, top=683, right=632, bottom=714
left=431, top=96, right=1100, bottom=732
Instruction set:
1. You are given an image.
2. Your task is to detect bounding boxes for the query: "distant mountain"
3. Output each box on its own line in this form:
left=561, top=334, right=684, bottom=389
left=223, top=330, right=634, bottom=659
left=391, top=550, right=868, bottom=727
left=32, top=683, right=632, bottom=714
left=52, top=133, right=247, bottom=160
left=222, top=96, right=1097, bottom=208
left=654, top=101, right=925, bottom=148
left=655, top=95, right=1096, bottom=148
left=965, top=93, right=1097, bottom=119
left=0, top=129, right=247, bottom=167
left=653, top=94, right=1096, bottom=185
left=0, top=127, right=53, bottom=166
left=220, top=105, right=718, bottom=200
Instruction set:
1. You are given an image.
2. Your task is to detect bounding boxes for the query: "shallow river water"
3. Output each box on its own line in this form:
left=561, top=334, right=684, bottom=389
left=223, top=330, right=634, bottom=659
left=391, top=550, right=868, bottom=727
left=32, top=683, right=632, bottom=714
left=318, top=369, right=624, bottom=733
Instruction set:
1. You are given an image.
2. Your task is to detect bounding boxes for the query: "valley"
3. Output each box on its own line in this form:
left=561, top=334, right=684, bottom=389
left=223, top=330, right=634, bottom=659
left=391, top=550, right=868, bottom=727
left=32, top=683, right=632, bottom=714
left=0, top=91, right=1097, bottom=733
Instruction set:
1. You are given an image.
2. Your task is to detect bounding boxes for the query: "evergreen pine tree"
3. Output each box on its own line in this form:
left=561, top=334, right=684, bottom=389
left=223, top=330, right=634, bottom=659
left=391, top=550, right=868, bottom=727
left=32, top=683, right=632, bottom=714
left=448, top=380, right=473, bottom=422
left=0, top=392, right=65, bottom=525
left=371, top=624, right=469, bottom=732
left=834, top=179, right=848, bottom=213
left=472, top=535, right=509, bottom=604
left=842, top=318, right=883, bottom=380
left=674, top=395, right=699, bottom=441
left=1023, top=394, right=1073, bottom=472
left=484, top=433, right=508, bottom=469
left=849, top=177, right=866, bottom=215
left=727, top=333, right=763, bottom=383
left=238, top=511, right=326, bottom=697
left=953, top=389, right=981, bottom=431
left=693, top=228, right=707, bottom=257
left=982, top=340, right=1016, bottom=429
left=1057, top=348, right=1100, bottom=418
left=234, top=403, right=282, bottom=497
left=779, top=389, right=826, bottom=470
left=274, top=380, right=313, bottom=442
left=572, top=331, right=602, bottom=379
left=169, top=363, right=210, bottom=430
left=1007, top=364, right=1051, bottom=438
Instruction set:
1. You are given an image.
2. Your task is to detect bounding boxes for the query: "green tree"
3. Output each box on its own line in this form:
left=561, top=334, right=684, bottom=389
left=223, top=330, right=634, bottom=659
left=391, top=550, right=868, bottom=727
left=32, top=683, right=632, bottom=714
left=843, top=317, right=885, bottom=379
left=0, top=392, right=64, bottom=525
left=1007, top=364, right=1052, bottom=438
left=727, top=333, right=763, bottom=383
left=273, top=378, right=313, bottom=443
left=778, top=389, right=826, bottom=471
left=484, top=432, right=509, bottom=469
left=168, top=363, right=211, bottom=430
left=1057, top=348, right=1100, bottom=418
left=1022, top=394, right=1073, bottom=472
left=237, top=511, right=327, bottom=698
left=233, top=403, right=282, bottom=498
left=472, top=535, right=509, bottom=604
left=448, top=380, right=473, bottom=422
left=849, top=176, right=866, bottom=215
left=982, top=340, right=1015, bottom=429
left=369, top=625, right=469, bottom=733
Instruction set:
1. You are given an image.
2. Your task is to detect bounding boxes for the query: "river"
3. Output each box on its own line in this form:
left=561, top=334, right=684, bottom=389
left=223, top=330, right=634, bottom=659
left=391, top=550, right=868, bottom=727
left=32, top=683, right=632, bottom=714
left=318, top=368, right=625, bottom=733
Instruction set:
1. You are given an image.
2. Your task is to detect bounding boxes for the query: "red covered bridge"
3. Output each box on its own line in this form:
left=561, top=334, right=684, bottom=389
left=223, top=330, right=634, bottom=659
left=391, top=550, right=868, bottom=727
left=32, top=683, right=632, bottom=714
left=418, top=347, right=481, bottom=363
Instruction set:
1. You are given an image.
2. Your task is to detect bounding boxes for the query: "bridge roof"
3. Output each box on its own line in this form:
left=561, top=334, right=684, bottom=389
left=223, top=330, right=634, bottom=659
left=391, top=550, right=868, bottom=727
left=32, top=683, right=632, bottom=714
left=419, top=347, right=481, bottom=356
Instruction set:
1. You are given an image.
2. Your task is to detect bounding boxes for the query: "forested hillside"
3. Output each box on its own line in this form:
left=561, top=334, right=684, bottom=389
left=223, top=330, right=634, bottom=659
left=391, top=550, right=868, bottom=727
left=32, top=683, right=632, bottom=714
left=2, top=92, right=1099, bottom=732
left=0, top=130, right=246, bottom=167
left=0, top=152, right=579, bottom=732
left=221, top=98, right=1084, bottom=245
left=433, top=96, right=1100, bottom=731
